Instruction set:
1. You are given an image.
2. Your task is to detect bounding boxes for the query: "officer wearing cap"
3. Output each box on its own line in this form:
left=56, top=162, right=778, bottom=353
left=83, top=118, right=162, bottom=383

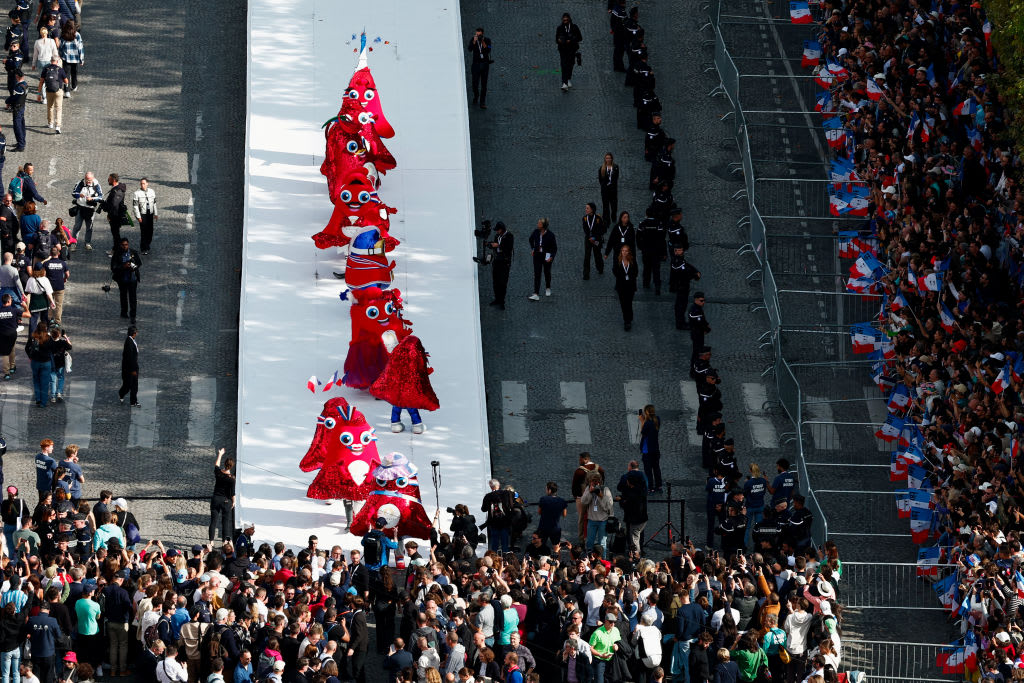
left=688, top=293, right=710, bottom=367
left=691, top=344, right=712, bottom=384
left=704, top=467, right=729, bottom=549
left=716, top=498, right=747, bottom=556
left=644, top=112, right=665, bottom=163
left=649, top=138, right=675, bottom=191
left=696, top=369, right=722, bottom=431
left=714, top=438, right=740, bottom=483
left=4, top=66, right=25, bottom=152
left=700, top=412, right=722, bottom=470
left=488, top=221, right=513, bottom=310
left=635, top=207, right=666, bottom=294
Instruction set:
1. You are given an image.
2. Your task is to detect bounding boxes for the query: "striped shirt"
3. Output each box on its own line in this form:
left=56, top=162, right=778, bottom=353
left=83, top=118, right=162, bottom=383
left=1, top=588, right=26, bottom=612
left=58, top=33, right=83, bottom=64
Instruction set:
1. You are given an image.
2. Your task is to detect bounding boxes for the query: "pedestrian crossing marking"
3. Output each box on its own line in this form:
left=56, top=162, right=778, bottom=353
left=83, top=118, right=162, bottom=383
left=188, top=377, right=216, bottom=447
left=741, top=382, right=779, bottom=449
left=501, top=381, right=529, bottom=444
left=127, top=379, right=159, bottom=448
left=63, top=379, right=95, bottom=449
left=1, top=381, right=30, bottom=449
left=678, top=380, right=704, bottom=447
left=559, top=381, right=592, bottom=444
left=623, top=380, right=650, bottom=445
left=802, top=395, right=838, bottom=450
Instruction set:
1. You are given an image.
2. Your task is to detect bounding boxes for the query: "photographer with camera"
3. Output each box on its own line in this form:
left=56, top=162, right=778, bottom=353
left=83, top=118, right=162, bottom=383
left=466, top=27, right=492, bottom=109
left=580, top=471, right=613, bottom=551
left=447, top=503, right=480, bottom=552
left=487, top=221, right=513, bottom=309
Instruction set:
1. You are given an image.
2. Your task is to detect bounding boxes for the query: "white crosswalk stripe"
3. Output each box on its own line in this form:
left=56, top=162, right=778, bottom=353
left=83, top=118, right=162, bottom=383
left=188, top=376, right=217, bottom=447
left=128, top=379, right=159, bottom=448
left=862, top=386, right=891, bottom=452
left=802, top=395, right=838, bottom=450
left=678, top=380, right=704, bottom=447
left=623, top=380, right=650, bottom=445
left=560, top=381, right=592, bottom=444
left=501, top=381, right=529, bottom=444
left=1, top=381, right=31, bottom=448
left=741, top=383, right=780, bottom=449
left=63, top=379, right=96, bottom=449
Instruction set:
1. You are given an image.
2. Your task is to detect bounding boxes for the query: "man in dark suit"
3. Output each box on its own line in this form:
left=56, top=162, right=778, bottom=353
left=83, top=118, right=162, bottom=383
left=467, top=28, right=492, bottom=109
left=384, top=638, right=413, bottom=680
left=346, top=598, right=369, bottom=683
left=118, top=325, right=139, bottom=406
left=99, top=173, right=126, bottom=253
left=598, top=157, right=619, bottom=226
left=488, top=222, right=513, bottom=309
left=110, top=237, right=141, bottom=323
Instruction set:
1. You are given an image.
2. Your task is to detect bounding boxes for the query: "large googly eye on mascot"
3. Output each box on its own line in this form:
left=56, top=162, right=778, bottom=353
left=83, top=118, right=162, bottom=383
left=349, top=452, right=433, bottom=539
left=298, top=397, right=378, bottom=501
left=312, top=170, right=399, bottom=250
left=342, top=287, right=412, bottom=390
left=345, top=47, right=395, bottom=139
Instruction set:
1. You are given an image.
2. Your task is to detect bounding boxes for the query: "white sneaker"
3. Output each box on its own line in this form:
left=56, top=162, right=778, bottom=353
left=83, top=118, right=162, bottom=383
left=528, top=293, right=540, bottom=301
left=47, top=123, right=53, bottom=129
left=412, top=423, right=425, bottom=434
left=55, top=127, right=60, bottom=134
left=568, top=80, right=573, bottom=88
left=63, top=92, right=70, bottom=99
left=85, top=243, right=92, bottom=251
left=561, top=83, right=568, bottom=91
left=391, top=422, right=404, bottom=433
left=545, top=288, right=552, bottom=296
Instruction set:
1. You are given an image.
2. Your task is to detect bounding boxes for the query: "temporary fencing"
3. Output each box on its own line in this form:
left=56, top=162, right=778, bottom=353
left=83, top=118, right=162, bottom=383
left=840, top=562, right=958, bottom=611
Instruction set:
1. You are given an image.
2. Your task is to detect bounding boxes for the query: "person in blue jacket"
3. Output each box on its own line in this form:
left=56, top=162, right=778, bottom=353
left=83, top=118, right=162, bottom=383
left=24, top=602, right=62, bottom=683
left=34, top=438, right=56, bottom=503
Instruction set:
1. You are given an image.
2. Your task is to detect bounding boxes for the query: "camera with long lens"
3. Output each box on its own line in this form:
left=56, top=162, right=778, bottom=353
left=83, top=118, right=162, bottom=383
left=472, top=219, right=494, bottom=266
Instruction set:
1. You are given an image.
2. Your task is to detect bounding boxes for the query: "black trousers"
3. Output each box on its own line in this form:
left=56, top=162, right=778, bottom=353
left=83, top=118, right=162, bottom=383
left=533, top=255, right=552, bottom=293
left=616, top=287, right=635, bottom=324
left=117, top=280, right=138, bottom=319
left=139, top=213, right=155, bottom=251
left=108, top=218, right=121, bottom=247
left=64, top=63, right=78, bottom=90
left=373, top=604, right=395, bottom=653
left=35, top=655, right=55, bottom=683
left=559, top=51, right=576, bottom=84
left=583, top=239, right=603, bottom=278
left=641, top=251, right=662, bottom=290
left=118, top=369, right=138, bottom=403
left=492, top=260, right=510, bottom=304
left=690, top=330, right=705, bottom=366
left=612, top=38, right=626, bottom=71
left=471, top=62, right=490, bottom=103
left=209, top=494, right=233, bottom=541
left=674, top=286, right=690, bottom=328
left=600, top=189, right=617, bottom=226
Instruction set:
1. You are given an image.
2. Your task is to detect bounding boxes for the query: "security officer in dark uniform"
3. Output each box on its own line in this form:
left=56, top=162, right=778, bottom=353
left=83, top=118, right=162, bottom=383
left=716, top=500, right=746, bottom=557
left=623, top=7, right=644, bottom=48
left=609, top=1, right=627, bottom=72
left=691, top=344, right=712, bottom=384
left=636, top=88, right=661, bottom=131
left=488, top=221, right=513, bottom=310
left=650, top=138, right=676, bottom=191
left=669, top=244, right=700, bottom=330
left=784, top=494, right=813, bottom=552
left=4, top=42, right=22, bottom=97
left=624, top=35, right=646, bottom=88
left=714, top=438, right=740, bottom=484
left=0, top=123, right=7, bottom=189
left=665, top=207, right=689, bottom=249
left=635, top=208, right=666, bottom=294
left=630, top=54, right=654, bottom=108
left=704, top=468, right=729, bottom=549
left=4, top=68, right=26, bottom=152
left=699, top=410, right=722, bottom=470
left=644, top=112, right=665, bottom=162
left=649, top=182, right=675, bottom=223
left=688, top=292, right=710, bottom=367
left=696, top=369, right=722, bottom=433
left=3, top=12, right=23, bottom=62
left=467, top=27, right=492, bottom=109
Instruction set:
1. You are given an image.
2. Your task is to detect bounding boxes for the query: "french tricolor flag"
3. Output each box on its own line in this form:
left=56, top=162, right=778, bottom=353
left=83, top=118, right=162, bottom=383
left=992, top=364, right=1011, bottom=395
left=890, top=452, right=908, bottom=482
left=937, top=646, right=968, bottom=674
left=907, top=489, right=932, bottom=511
left=823, top=118, right=846, bottom=148
left=850, top=251, right=885, bottom=278
left=920, top=271, right=943, bottom=293
left=1015, top=571, right=1024, bottom=599
left=907, top=463, right=931, bottom=490
left=891, top=291, right=909, bottom=311
left=933, top=574, right=957, bottom=609
left=1012, top=354, right=1024, bottom=382
left=846, top=276, right=877, bottom=294
left=830, top=158, right=858, bottom=183
left=917, top=546, right=941, bottom=576
left=866, top=78, right=884, bottom=101
left=815, top=68, right=834, bottom=89
left=838, top=231, right=859, bottom=258
left=876, top=414, right=905, bottom=442
left=850, top=323, right=880, bottom=353
left=983, top=20, right=993, bottom=56
left=897, top=444, right=924, bottom=467
left=953, top=97, right=976, bottom=117
left=896, top=490, right=911, bottom=518
left=307, top=375, right=321, bottom=393
left=815, top=89, right=833, bottom=113
left=790, top=1, right=813, bottom=24
left=967, top=126, right=983, bottom=152
left=801, top=40, right=822, bottom=67
left=910, top=508, right=933, bottom=544
left=939, top=302, right=956, bottom=333
left=888, top=384, right=911, bottom=413
left=322, top=370, right=339, bottom=392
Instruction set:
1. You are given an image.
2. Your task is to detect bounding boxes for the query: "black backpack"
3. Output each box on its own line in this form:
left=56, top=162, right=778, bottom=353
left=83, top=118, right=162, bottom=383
left=489, top=493, right=509, bottom=523
left=43, top=65, right=61, bottom=92
left=362, top=531, right=383, bottom=565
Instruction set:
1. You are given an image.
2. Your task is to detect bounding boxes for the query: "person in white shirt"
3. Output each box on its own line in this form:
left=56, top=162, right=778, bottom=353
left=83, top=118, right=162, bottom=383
left=583, top=575, right=607, bottom=628
left=131, top=179, right=157, bottom=254
left=710, top=603, right=740, bottom=632
left=155, top=645, right=189, bottom=683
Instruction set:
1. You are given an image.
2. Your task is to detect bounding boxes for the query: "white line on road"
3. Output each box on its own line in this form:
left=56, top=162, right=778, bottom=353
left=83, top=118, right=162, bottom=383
left=48, top=157, right=56, bottom=176
left=678, top=380, right=704, bottom=447
left=2, top=381, right=31, bottom=448
left=62, top=379, right=95, bottom=449
left=559, top=381, right=591, bottom=445
left=624, top=380, right=650, bottom=445
left=863, top=386, right=891, bottom=452
left=500, top=381, right=528, bottom=444
left=127, top=379, right=159, bottom=448
left=741, top=383, right=780, bottom=449
left=175, top=290, right=186, bottom=327
left=190, top=155, right=200, bottom=185
left=185, top=197, right=194, bottom=230
left=195, top=111, right=204, bottom=141
left=802, top=395, right=838, bottom=451
left=188, top=376, right=216, bottom=447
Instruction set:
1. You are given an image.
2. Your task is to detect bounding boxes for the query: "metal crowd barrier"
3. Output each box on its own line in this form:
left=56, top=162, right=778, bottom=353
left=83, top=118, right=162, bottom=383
left=840, top=562, right=957, bottom=611
left=841, top=640, right=960, bottom=683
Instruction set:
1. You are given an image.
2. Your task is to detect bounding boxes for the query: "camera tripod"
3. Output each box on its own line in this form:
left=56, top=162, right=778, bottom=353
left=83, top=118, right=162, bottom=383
left=643, top=482, right=684, bottom=550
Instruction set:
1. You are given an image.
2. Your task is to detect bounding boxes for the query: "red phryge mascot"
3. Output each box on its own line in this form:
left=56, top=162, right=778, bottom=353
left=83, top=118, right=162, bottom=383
left=343, top=287, right=412, bottom=389
left=349, top=452, right=433, bottom=540
left=299, top=397, right=378, bottom=501
left=345, top=43, right=395, bottom=139
left=370, top=335, right=440, bottom=434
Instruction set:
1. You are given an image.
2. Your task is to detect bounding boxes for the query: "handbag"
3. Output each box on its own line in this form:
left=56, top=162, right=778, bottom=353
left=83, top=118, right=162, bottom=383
left=125, top=522, right=141, bottom=546
left=28, top=278, right=47, bottom=312
left=68, top=204, right=78, bottom=217
left=64, top=351, right=72, bottom=373
left=778, top=645, right=791, bottom=664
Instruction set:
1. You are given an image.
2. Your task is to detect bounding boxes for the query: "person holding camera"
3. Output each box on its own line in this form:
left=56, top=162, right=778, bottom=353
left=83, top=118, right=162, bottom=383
left=480, top=479, right=514, bottom=553
left=69, top=171, right=101, bottom=250
left=109, top=237, right=141, bottom=323
left=488, top=221, right=513, bottom=310
left=580, top=472, right=613, bottom=551
left=467, top=27, right=492, bottom=109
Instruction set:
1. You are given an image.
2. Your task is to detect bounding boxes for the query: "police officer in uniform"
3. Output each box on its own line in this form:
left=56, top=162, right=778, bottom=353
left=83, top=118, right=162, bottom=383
left=650, top=138, right=676, bottom=191
left=609, top=1, right=627, bottom=72
left=4, top=67, right=26, bottom=152
left=704, top=468, right=728, bottom=549
left=696, top=369, right=722, bottom=433
left=488, top=221, right=513, bottom=310
left=688, top=292, right=710, bottom=367
left=644, top=112, right=665, bottom=162
left=785, top=494, right=813, bottom=551
left=636, top=208, right=666, bottom=294
left=716, top=501, right=746, bottom=557
left=4, top=41, right=22, bottom=97
left=669, top=244, right=700, bottom=330
left=467, top=27, right=492, bottom=109
left=0, top=123, right=7, bottom=189
left=665, top=207, right=689, bottom=249
left=699, top=409, right=722, bottom=470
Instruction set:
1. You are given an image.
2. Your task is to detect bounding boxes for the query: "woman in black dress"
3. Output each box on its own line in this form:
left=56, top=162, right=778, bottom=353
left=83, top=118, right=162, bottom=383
left=612, top=245, right=638, bottom=330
